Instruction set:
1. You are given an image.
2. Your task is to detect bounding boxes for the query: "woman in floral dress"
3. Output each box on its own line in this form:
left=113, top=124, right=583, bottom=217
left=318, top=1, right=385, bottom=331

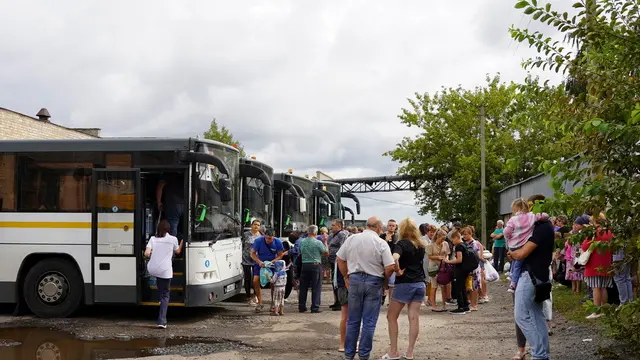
left=564, top=238, right=584, bottom=294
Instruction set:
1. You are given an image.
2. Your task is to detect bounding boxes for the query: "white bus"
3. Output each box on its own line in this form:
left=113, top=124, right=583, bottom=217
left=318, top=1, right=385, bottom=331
left=0, top=138, right=243, bottom=318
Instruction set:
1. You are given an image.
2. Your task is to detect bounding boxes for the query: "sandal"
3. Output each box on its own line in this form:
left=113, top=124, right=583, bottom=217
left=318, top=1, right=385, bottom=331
left=511, top=351, right=526, bottom=360
left=380, top=354, right=401, bottom=360
left=402, top=355, right=414, bottom=360
left=255, top=304, right=264, bottom=313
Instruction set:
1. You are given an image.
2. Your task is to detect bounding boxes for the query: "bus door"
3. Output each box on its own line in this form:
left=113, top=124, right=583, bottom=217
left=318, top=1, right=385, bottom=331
left=91, top=169, right=142, bottom=303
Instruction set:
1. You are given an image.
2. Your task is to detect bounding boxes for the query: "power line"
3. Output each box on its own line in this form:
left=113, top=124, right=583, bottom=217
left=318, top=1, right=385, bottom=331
left=356, top=194, right=421, bottom=207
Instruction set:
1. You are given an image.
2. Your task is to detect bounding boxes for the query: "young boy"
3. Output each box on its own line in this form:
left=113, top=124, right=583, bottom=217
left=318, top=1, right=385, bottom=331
left=444, top=231, right=472, bottom=314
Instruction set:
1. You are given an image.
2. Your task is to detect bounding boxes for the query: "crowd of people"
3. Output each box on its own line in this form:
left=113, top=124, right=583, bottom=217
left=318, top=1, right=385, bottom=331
left=239, top=215, right=500, bottom=360
left=143, top=191, right=638, bottom=360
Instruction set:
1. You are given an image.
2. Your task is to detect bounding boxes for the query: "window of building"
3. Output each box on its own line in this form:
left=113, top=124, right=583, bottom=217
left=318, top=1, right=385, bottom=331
left=0, top=154, right=16, bottom=211
left=17, top=153, right=93, bottom=212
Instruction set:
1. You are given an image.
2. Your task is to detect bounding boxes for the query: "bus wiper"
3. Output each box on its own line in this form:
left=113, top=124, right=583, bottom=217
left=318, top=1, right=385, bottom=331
left=220, top=211, right=241, bottom=225
left=195, top=204, right=241, bottom=227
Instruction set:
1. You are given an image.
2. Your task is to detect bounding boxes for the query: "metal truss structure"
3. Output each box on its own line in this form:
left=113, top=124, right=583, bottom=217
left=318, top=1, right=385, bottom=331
left=333, top=175, right=419, bottom=193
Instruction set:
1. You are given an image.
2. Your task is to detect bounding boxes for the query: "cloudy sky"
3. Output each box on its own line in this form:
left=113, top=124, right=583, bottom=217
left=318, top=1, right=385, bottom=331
left=0, top=0, right=570, bottom=225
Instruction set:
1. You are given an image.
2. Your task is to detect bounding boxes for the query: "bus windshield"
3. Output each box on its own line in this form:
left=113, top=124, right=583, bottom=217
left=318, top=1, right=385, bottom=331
left=243, top=177, right=268, bottom=226
left=316, top=198, right=331, bottom=227
left=193, top=144, right=240, bottom=241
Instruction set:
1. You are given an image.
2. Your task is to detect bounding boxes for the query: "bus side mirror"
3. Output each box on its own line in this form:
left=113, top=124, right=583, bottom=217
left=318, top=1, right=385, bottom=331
left=264, top=185, right=272, bottom=203
left=219, top=178, right=233, bottom=203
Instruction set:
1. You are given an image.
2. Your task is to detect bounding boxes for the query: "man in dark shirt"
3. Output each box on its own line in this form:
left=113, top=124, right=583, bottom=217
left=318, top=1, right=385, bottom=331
left=508, top=194, right=553, bottom=360
left=328, top=219, right=350, bottom=310
left=381, top=219, right=398, bottom=306
left=156, top=173, right=185, bottom=239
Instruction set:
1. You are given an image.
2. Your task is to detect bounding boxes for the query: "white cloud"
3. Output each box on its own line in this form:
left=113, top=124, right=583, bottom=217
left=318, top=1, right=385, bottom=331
left=0, top=0, right=571, bottom=225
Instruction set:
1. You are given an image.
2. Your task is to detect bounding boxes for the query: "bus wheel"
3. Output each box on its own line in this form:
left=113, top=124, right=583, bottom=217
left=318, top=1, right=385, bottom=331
left=23, top=259, right=83, bottom=318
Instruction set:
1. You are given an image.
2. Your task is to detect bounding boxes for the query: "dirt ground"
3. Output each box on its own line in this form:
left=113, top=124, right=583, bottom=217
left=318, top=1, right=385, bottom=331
left=0, top=281, right=632, bottom=360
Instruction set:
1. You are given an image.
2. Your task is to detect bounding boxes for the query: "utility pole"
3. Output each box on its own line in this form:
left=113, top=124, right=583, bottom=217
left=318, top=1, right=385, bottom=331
left=479, top=105, right=487, bottom=248
left=455, top=91, right=488, bottom=248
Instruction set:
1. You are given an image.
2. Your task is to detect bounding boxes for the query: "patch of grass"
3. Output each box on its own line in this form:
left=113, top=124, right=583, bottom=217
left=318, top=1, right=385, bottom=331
left=552, top=285, right=591, bottom=324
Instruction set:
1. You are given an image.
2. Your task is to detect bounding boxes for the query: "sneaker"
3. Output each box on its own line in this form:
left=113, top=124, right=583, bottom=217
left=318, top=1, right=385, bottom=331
left=449, top=308, right=466, bottom=315
left=446, top=299, right=458, bottom=305
left=157, top=324, right=167, bottom=329
left=586, top=313, right=604, bottom=319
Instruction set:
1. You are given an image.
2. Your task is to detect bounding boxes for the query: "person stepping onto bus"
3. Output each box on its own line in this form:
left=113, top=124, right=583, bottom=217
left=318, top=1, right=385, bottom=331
left=250, top=229, right=285, bottom=313
left=145, top=220, right=184, bottom=329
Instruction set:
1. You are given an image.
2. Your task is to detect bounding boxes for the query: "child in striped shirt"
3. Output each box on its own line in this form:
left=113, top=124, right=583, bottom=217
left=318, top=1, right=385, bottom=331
left=504, top=198, right=549, bottom=293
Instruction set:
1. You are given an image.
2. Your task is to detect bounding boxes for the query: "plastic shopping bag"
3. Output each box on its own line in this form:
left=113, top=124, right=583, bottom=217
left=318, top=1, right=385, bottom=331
left=259, top=261, right=274, bottom=287
left=484, top=261, right=499, bottom=282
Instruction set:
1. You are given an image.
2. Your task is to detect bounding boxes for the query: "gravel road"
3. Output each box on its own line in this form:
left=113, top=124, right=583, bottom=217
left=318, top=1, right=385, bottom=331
left=0, top=281, right=633, bottom=360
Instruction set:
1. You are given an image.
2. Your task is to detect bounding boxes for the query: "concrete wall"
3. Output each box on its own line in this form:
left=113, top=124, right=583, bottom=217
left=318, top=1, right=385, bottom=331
left=0, top=108, right=99, bottom=140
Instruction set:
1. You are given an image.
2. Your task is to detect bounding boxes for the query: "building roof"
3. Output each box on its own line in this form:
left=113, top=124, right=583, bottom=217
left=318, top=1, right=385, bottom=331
left=0, top=107, right=100, bottom=138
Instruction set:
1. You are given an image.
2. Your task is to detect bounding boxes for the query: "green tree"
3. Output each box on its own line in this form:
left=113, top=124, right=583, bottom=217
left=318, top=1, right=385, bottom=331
left=385, top=75, right=573, bottom=236
left=511, top=0, right=640, bottom=345
left=203, top=118, right=246, bottom=157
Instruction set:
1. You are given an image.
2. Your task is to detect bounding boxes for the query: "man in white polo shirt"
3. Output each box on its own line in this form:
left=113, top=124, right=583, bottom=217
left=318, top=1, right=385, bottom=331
left=337, top=216, right=395, bottom=360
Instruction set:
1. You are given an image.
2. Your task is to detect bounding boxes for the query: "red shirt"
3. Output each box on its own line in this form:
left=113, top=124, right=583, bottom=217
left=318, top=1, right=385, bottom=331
left=581, top=229, right=613, bottom=277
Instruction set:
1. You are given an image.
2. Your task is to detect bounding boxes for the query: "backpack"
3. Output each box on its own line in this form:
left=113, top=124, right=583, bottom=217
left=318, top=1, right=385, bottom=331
left=460, top=243, right=480, bottom=272
left=436, top=262, right=454, bottom=285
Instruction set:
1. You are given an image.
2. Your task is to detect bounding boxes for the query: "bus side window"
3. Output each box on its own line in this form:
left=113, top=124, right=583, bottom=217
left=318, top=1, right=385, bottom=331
left=17, top=155, right=91, bottom=212
left=0, top=153, right=16, bottom=211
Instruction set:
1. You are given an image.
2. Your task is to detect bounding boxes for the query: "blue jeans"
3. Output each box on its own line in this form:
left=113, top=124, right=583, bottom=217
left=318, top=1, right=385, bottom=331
left=156, top=278, right=171, bottom=325
left=510, top=246, right=523, bottom=286
left=392, top=282, right=426, bottom=304
left=345, top=273, right=383, bottom=360
left=165, top=203, right=185, bottom=238
left=515, top=271, right=550, bottom=360
left=614, top=264, right=634, bottom=305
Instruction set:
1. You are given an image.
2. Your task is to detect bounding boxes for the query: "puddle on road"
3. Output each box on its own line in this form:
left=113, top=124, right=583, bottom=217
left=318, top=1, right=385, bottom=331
left=0, top=327, right=247, bottom=360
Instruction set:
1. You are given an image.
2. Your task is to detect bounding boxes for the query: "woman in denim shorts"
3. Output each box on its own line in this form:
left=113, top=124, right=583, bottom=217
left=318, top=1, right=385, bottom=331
left=381, top=218, right=427, bottom=360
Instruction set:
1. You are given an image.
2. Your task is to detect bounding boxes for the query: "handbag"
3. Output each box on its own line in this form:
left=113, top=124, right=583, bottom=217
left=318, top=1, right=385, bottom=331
left=526, top=264, right=552, bottom=303
left=436, top=262, right=454, bottom=285
left=427, top=259, right=440, bottom=277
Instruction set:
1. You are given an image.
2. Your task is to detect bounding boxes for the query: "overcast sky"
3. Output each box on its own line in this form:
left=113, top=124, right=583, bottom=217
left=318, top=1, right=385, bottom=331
left=0, top=0, right=570, bottom=226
